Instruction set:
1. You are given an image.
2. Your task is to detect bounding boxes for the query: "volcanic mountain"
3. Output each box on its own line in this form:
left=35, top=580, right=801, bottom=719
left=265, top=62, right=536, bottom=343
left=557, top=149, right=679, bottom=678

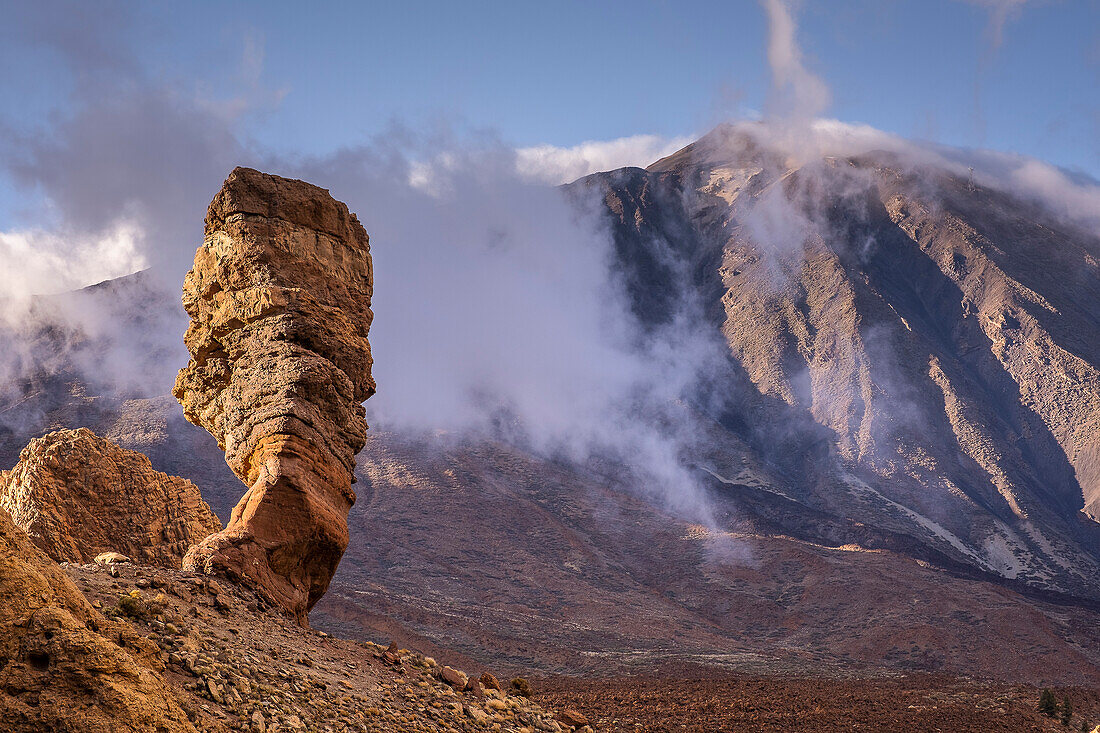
left=3, top=127, right=1100, bottom=687
left=578, top=124, right=1100, bottom=599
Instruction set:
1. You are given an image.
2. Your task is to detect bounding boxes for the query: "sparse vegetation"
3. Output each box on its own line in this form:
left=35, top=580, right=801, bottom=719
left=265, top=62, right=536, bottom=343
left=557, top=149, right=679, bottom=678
left=114, top=590, right=148, bottom=620
left=1061, top=695, right=1073, bottom=726
left=1040, top=688, right=1059, bottom=717
left=510, top=677, right=532, bottom=697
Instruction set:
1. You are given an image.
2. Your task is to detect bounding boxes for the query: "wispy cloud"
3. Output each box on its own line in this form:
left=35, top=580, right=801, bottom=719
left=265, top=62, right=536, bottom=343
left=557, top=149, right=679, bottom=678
left=956, top=0, right=1033, bottom=142
left=960, top=0, right=1031, bottom=53
left=195, top=30, right=290, bottom=123
left=0, top=221, right=145, bottom=301
left=760, top=0, right=831, bottom=122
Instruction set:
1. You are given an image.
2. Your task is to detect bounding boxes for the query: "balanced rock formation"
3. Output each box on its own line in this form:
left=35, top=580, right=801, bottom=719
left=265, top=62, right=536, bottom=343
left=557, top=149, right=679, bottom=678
left=174, top=167, right=374, bottom=625
left=0, top=428, right=220, bottom=567
left=0, top=501, right=200, bottom=732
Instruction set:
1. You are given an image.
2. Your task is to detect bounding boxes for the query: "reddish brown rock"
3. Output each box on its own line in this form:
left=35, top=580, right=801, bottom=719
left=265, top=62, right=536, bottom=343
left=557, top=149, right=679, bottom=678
left=0, top=428, right=220, bottom=567
left=174, top=167, right=374, bottom=625
left=440, top=665, right=469, bottom=689
left=0, top=500, right=201, bottom=732
left=557, top=709, right=589, bottom=728
left=479, top=671, right=502, bottom=691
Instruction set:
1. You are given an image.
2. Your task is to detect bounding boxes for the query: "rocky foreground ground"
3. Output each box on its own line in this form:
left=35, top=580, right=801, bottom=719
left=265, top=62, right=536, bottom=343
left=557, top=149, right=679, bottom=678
left=64, top=558, right=590, bottom=733
left=59, top=552, right=1100, bottom=733
left=533, top=676, right=1100, bottom=732
left=64, top=555, right=1100, bottom=732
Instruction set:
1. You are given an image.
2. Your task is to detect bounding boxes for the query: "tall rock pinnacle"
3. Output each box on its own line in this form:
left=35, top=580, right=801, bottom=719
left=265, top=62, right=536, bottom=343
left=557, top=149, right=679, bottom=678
left=174, top=167, right=375, bottom=625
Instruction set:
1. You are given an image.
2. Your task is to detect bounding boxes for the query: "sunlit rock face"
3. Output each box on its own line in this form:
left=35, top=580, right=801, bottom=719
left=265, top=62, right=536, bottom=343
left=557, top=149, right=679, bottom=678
left=0, top=427, right=220, bottom=567
left=174, top=167, right=375, bottom=625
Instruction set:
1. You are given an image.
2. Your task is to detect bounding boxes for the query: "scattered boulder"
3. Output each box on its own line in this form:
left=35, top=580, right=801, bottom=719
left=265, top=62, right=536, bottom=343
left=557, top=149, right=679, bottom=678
left=0, top=500, right=199, bottom=732
left=174, top=167, right=375, bottom=625
left=441, top=665, right=469, bottom=689
left=465, top=678, right=487, bottom=698
left=479, top=671, right=502, bottom=691
left=382, top=640, right=402, bottom=666
left=0, top=428, right=221, bottom=567
left=557, top=709, right=589, bottom=728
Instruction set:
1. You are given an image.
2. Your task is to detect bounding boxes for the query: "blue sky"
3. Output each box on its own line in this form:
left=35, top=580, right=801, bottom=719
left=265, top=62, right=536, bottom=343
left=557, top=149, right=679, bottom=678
left=170, top=1, right=1095, bottom=159
left=0, top=0, right=1097, bottom=234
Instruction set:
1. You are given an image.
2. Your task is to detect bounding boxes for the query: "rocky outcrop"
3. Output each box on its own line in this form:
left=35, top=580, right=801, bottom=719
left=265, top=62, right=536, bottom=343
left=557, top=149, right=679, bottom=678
left=174, top=167, right=375, bottom=625
left=0, top=428, right=220, bottom=567
left=0, top=501, right=201, bottom=732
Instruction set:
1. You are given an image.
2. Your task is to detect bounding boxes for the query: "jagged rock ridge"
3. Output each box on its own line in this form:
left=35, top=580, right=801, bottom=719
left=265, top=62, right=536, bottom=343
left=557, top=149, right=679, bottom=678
left=174, top=167, right=375, bottom=624
left=0, top=427, right=220, bottom=567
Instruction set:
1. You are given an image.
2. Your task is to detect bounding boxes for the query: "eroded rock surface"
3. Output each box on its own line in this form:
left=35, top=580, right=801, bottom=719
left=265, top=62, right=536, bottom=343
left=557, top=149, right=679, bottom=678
left=174, top=167, right=374, bottom=624
left=0, top=427, right=220, bottom=567
left=0, top=502, right=202, bottom=733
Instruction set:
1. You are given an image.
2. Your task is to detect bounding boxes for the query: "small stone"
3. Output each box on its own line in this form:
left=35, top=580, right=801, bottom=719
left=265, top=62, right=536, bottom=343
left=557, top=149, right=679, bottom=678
left=557, top=709, right=588, bottom=728
left=96, top=552, right=131, bottom=565
left=465, top=705, right=490, bottom=726
left=250, top=710, right=266, bottom=733
left=204, top=677, right=224, bottom=704
left=213, top=594, right=232, bottom=612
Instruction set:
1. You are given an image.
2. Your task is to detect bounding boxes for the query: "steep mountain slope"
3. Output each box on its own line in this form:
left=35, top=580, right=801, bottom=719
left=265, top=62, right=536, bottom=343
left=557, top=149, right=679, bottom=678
left=573, top=125, right=1100, bottom=601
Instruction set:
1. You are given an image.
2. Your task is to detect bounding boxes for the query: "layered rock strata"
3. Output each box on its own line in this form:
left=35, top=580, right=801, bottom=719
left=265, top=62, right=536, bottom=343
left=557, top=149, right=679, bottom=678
left=174, top=167, right=374, bottom=625
left=0, top=428, right=220, bottom=567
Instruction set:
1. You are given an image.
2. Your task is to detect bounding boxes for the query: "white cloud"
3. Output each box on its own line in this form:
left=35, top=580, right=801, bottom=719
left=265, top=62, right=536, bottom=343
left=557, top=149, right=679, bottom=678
left=760, top=0, right=831, bottom=122
left=0, top=219, right=146, bottom=302
left=725, top=117, right=1100, bottom=228
left=514, top=134, right=694, bottom=185
left=1006, top=158, right=1100, bottom=226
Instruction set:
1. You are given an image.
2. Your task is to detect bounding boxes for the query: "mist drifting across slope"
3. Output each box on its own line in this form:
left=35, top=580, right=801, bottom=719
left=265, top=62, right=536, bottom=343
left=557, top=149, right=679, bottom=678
left=2, top=0, right=1098, bottom=551
left=4, top=109, right=1100, bottom=542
